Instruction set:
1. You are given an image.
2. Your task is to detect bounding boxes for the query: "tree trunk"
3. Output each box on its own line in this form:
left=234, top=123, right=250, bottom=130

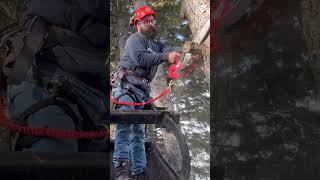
left=110, top=0, right=131, bottom=69
left=180, top=0, right=210, bottom=82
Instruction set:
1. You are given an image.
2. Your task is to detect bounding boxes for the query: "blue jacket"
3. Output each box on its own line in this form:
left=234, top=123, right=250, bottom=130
left=119, top=32, right=172, bottom=92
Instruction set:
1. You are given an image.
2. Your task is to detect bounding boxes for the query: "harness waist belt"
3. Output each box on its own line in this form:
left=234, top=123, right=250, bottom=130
left=123, top=69, right=149, bottom=84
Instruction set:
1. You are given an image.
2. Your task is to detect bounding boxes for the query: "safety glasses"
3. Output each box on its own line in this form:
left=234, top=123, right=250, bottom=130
left=138, top=19, right=156, bottom=26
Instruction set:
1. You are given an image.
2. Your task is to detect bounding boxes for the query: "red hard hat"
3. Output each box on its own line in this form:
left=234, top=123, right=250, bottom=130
left=130, top=5, right=156, bottom=26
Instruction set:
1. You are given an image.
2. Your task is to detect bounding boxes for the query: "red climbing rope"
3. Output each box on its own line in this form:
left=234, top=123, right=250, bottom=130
left=0, top=103, right=109, bottom=139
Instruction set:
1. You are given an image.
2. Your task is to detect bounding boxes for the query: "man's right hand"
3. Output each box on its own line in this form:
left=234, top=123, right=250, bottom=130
left=168, top=51, right=182, bottom=63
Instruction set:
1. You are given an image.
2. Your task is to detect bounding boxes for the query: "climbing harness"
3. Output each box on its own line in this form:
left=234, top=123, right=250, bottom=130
left=110, top=80, right=174, bottom=107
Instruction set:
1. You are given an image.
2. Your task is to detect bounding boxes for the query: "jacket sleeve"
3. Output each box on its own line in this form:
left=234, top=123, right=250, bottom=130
left=27, top=0, right=107, bottom=48
left=126, top=35, right=169, bottom=68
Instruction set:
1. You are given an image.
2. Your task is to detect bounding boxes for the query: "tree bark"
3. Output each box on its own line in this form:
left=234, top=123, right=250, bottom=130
left=110, top=0, right=131, bottom=68
left=181, top=0, right=210, bottom=82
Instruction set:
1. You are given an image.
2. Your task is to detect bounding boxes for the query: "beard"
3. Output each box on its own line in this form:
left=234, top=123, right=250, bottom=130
left=140, top=27, right=157, bottom=39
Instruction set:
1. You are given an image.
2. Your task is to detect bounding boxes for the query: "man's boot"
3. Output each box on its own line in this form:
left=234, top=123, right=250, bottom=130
left=115, top=159, right=131, bottom=180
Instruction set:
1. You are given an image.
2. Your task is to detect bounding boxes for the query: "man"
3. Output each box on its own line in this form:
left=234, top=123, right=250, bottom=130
left=112, top=5, right=181, bottom=180
left=5, top=0, right=108, bottom=152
